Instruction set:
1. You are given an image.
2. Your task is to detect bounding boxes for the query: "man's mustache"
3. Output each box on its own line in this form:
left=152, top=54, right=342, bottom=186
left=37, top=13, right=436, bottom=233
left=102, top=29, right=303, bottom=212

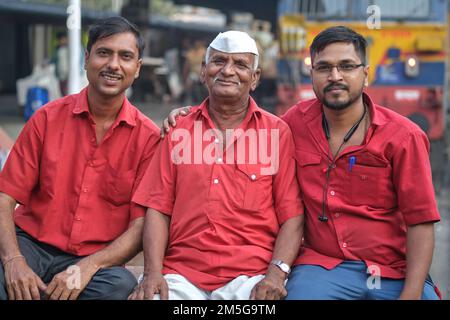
left=213, top=76, right=241, bottom=86
left=324, top=83, right=349, bottom=92
left=100, top=70, right=123, bottom=79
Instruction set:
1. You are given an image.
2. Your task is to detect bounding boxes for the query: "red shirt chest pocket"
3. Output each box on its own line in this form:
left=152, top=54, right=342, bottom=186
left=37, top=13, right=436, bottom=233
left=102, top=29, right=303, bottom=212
left=234, top=163, right=273, bottom=212
left=345, top=152, right=395, bottom=209
left=101, top=167, right=136, bottom=207
left=294, top=149, right=323, bottom=200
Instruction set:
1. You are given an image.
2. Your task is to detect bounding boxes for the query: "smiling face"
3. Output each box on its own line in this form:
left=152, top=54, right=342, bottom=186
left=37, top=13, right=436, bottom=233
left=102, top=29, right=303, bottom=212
left=311, top=42, right=369, bottom=111
left=201, top=48, right=260, bottom=103
left=84, top=32, right=142, bottom=99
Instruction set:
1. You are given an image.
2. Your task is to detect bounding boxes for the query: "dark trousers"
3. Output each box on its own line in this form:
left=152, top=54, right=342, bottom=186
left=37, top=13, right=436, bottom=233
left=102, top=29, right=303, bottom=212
left=0, top=227, right=137, bottom=300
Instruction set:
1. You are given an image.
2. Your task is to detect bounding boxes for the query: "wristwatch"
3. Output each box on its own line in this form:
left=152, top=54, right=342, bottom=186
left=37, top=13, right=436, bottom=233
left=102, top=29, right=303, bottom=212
left=270, top=259, right=291, bottom=274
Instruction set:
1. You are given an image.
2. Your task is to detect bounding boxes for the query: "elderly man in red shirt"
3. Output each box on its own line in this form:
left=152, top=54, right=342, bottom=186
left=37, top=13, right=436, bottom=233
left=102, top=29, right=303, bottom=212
left=129, top=31, right=304, bottom=300
left=0, top=17, right=160, bottom=300
left=162, top=26, right=441, bottom=300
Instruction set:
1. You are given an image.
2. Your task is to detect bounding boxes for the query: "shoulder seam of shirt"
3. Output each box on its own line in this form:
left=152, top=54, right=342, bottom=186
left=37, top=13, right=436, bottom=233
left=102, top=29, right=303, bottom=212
left=390, top=128, right=428, bottom=160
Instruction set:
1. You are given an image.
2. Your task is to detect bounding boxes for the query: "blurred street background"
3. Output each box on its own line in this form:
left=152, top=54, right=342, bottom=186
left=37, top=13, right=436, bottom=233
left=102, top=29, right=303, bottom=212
left=0, top=0, right=449, bottom=299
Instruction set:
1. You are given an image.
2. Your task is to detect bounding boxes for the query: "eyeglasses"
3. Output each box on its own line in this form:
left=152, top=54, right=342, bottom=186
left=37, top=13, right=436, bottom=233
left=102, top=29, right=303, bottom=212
left=312, top=63, right=365, bottom=75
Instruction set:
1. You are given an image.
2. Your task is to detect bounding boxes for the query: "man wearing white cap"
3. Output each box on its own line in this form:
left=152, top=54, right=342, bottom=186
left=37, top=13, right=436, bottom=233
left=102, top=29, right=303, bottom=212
left=129, top=31, right=304, bottom=300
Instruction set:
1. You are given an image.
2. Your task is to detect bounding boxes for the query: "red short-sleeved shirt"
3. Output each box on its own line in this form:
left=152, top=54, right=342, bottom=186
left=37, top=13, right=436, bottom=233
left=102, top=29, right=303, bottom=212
left=133, top=97, right=303, bottom=290
left=282, top=92, right=440, bottom=279
left=0, top=87, right=160, bottom=256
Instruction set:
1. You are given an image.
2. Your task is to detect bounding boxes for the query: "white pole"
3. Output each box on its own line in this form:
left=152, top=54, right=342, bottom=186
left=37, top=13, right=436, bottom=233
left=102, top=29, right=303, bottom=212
left=112, top=0, right=124, bottom=13
left=67, top=0, right=81, bottom=94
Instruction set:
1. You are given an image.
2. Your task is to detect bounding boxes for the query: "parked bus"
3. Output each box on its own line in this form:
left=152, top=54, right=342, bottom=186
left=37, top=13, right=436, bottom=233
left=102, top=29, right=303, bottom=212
left=276, top=0, right=448, bottom=141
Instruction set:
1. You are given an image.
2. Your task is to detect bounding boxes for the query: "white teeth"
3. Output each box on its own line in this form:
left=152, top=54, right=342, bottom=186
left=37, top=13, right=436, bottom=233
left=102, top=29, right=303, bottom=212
left=102, top=74, right=120, bottom=81
left=101, top=73, right=121, bottom=81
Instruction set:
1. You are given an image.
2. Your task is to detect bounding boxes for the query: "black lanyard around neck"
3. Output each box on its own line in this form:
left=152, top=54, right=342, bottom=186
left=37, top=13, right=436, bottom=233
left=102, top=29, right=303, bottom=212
left=318, top=104, right=367, bottom=223
left=322, top=104, right=367, bottom=159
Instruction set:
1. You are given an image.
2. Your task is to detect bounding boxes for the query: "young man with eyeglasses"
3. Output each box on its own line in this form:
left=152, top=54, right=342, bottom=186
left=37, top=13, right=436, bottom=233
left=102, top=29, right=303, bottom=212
left=162, top=26, right=441, bottom=300
left=281, top=26, right=440, bottom=300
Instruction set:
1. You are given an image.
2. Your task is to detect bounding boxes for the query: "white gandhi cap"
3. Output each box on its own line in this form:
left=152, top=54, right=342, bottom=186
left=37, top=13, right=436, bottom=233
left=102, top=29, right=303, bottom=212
left=209, top=30, right=259, bottom=56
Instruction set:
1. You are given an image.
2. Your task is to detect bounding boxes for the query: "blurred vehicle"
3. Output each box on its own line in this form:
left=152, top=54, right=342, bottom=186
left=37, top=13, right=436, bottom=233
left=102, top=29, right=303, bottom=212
left=276, top=0, right=448, bottom=141
left=16, top=62, right=62, bottom=115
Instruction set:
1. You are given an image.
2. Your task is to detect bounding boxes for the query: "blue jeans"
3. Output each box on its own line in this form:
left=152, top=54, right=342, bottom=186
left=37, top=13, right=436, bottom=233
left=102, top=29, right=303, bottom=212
left=285, top=261, right=439, bottom=300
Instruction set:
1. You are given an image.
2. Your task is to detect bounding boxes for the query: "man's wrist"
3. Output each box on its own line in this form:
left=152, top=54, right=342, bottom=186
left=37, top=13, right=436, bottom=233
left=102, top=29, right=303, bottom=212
left=270, top=259, right=291, bottom=274
left=1, top=249, right=22, bottom=262
left=399, top=290, right=422, bottom=300
left=2, top=254, right=25, bottom=267
left=399, top=282, right=424, bottom=300
left=77, top=255, right=102, bottom=273
left=266, top=264, right=288, bottom=281
left=143, top=269, right=163, bottom=276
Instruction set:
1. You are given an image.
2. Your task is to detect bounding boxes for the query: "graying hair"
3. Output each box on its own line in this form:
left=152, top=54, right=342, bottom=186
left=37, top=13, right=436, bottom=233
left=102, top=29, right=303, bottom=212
left=204, top=46, right=259, bottom=70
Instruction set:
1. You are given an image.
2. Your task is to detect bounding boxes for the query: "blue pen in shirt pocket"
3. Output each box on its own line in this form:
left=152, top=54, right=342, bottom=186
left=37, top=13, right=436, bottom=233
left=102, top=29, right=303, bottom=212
left=349, top=156, right=356, bottom=172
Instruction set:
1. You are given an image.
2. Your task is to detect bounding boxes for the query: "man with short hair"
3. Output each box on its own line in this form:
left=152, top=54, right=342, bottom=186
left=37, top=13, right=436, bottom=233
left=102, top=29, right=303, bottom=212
left=129, top=31, right=304, bottom=300
left=282, top=26, right=440, bottom=300
left=0, top=16, right=160, bottom=300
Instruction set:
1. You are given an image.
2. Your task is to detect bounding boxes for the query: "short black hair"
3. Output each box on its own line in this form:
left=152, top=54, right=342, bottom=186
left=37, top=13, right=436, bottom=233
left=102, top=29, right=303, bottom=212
left=56, top=31, right=67, bottom=40
left=310, top=26, right=367, bottom=64
left=87, top=16, right=145, bottom=58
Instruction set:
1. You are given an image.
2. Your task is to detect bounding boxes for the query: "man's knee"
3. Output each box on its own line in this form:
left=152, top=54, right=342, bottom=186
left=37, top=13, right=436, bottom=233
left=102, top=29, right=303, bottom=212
left=285, top=263, right=365, bottom=300
left=285, top=265, right=323, bottom=299
left=107, top=268, right=137, bottom=300
left=80, top=267, right=137, bottom=300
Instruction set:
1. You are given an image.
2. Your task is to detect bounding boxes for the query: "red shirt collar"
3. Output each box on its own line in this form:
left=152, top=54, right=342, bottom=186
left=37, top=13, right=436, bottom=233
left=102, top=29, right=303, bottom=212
left=362, top=92, right=388, bottom=127
left=195, top=96, right=262, bottom=125
left=72, top=87, right=136, bottom=127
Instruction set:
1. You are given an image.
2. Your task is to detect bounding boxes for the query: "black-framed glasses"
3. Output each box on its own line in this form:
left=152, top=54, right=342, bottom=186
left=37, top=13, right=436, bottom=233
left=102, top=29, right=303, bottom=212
left=312, top=63, right=365, bottom=75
